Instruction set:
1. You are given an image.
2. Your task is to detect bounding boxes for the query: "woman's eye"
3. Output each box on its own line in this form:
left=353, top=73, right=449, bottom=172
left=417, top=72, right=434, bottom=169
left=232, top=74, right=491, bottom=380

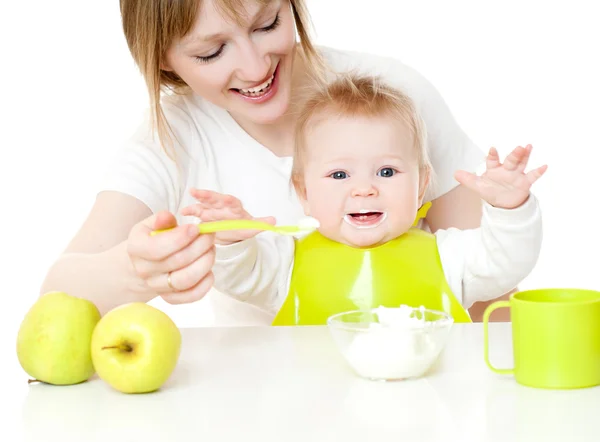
left=193, top=12, right=280, bottom=64
left=377, top=167, right=396, bottom=178
left=194, top=45, right=225, bottom=64
left=330, top=171, right=348, bottom=180
left=258, top=13, right=281, bottom=33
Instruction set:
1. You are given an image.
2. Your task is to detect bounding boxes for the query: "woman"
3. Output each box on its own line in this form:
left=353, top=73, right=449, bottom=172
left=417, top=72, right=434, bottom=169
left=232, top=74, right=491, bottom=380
left=40, top=0, right=510, bottom=322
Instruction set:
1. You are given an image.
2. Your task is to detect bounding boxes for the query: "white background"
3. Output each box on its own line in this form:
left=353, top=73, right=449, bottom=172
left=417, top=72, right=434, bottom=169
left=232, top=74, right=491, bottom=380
left=1, top=0, right=599, bottom=371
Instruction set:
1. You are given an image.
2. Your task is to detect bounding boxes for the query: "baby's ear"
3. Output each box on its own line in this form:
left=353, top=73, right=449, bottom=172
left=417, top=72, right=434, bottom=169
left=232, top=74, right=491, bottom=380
left=300, top=199, right=311, bottom=217
left=291, top=173, right=310, bottom=215
left=418, top=165, right=431, bottom=204
left=291, top=172, right=305, bottom=197
left=296, top=186, right=312, bottom=217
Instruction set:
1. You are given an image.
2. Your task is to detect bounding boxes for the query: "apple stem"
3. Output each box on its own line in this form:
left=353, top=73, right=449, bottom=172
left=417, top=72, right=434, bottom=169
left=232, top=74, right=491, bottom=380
left=28, top=379, right=41, bottom=384
left=101, top=344, right=133, bottom=352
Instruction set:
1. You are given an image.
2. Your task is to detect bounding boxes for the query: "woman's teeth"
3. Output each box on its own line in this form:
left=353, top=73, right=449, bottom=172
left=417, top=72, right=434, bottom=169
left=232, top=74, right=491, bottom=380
left=238, top=72, right=275, bottom=97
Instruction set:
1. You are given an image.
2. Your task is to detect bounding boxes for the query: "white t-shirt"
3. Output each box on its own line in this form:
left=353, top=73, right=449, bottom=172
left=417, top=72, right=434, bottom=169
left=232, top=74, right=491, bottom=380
left=211, top=195, right=543, bottom=317
left=100, top=46, right=486, bottom=325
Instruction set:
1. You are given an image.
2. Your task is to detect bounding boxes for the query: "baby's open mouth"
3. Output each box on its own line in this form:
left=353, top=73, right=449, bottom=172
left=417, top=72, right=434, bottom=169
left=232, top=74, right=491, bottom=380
left=343, top=211, right=387, bottom=229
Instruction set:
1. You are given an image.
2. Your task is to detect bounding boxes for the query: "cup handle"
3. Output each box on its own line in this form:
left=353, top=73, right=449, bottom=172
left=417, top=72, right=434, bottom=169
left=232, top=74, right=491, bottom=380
left=483, top=301, right=514, bottom=375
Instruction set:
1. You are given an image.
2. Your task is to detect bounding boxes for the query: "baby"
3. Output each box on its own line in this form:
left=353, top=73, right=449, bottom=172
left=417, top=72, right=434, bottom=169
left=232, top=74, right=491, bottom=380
left=182, top=74, right=546, bottom=324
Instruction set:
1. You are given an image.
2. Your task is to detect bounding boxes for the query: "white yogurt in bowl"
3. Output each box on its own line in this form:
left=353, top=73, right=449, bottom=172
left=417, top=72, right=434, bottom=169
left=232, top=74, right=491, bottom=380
left=327, top=305, right=453, bottom=381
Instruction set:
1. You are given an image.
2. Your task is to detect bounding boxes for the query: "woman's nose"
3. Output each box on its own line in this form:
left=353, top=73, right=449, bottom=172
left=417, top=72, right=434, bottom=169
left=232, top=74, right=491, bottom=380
left=236, top=41, right=271, bottom=83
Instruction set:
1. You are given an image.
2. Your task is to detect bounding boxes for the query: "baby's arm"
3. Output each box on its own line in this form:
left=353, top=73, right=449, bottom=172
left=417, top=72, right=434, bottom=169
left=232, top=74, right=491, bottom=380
left=180, top=188, right=295, bottom=313
left=441, top=144, right=546, bottom=308
left=212, top=234, right=295, bottom=314
left=436, top=195, right=542, bottom=308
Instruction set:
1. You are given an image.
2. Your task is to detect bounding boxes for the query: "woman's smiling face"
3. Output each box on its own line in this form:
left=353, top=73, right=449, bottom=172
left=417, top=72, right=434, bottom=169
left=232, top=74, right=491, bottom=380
left=163, top=0, right=298, bottom=125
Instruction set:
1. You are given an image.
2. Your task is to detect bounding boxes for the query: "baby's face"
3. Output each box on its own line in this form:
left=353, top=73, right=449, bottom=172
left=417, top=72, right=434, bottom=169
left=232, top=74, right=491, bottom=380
left=299, top=114, right=425, bottom=248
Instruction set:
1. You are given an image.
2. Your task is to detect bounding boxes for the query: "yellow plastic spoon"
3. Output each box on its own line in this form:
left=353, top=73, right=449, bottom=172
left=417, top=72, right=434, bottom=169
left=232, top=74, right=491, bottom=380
left=150, top=217, right=320, bottom=237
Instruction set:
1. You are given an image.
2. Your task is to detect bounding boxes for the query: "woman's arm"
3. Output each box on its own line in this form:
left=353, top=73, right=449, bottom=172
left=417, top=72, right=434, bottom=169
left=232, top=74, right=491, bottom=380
left=39, top=191, right=214, bottom=315
left=40, top=191, right=156, bottom=314
left=426, top=184, right=514, bottom=321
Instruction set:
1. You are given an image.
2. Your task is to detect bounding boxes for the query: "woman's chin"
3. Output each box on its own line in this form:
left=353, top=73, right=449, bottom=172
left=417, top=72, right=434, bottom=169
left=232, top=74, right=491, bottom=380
left=230, top=95, right=290, bottom=126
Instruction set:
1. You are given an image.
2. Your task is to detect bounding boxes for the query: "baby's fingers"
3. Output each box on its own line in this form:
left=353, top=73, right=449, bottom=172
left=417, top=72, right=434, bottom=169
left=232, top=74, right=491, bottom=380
left=502, top=146, right=527, bottom=171
left=181, top=204, right=204, bottom=218
left=453, top=170, right=479, bottom=193
left=516, top=144, right=533, bottom=173
left=196, top=206, right=251, bottom=222
left=190, top=188, right=217, bottom=201
left=486, top=147, right=501, bottom=169
left=526, top=164, right=548, bottom=184
left=255, top=216, right=276, bottom=225
left=190, top=188, right=241, bottom=209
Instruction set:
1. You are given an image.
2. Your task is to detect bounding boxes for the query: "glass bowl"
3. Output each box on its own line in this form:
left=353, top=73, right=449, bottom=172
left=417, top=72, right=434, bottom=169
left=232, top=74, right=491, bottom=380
left=327, top=305, right=454, bottom=381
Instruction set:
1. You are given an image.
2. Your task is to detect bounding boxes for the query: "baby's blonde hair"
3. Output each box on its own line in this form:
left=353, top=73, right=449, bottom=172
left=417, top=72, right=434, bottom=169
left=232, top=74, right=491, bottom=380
left=291, top=74, right=432, bottom=196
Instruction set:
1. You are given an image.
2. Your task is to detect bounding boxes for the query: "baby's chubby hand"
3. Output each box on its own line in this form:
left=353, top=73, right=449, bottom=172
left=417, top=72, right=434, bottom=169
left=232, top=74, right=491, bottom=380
left=454, top=144, right=547, bottom=209
left=181, top=188, right=276, bottom=245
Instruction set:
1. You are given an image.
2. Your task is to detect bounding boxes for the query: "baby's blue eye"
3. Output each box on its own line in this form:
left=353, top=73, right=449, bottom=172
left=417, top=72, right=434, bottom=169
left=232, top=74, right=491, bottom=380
left=378, top=168, right=395, bottom=177
left=330, top=171, right=348, bottom=179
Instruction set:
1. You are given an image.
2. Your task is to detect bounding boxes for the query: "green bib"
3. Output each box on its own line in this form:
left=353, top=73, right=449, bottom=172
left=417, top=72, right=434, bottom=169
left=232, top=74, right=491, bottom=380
left=271, top=228, right=472, bottom=326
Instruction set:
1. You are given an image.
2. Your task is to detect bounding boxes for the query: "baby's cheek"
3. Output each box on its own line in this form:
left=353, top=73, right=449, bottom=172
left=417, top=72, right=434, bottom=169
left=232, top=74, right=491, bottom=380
left=315, top=211, right=338, bottom=231
left=307, top=197, right=331, bottom=220
left=310, top=207, right=338, bottom=234
left=391, top=212, right=418, bottom=236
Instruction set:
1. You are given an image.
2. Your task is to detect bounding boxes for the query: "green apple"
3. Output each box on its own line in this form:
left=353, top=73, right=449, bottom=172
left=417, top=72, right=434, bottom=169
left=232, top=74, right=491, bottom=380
left=91, top=302, right=182, bottom=394
left=16, top=291, right=101, bottom=385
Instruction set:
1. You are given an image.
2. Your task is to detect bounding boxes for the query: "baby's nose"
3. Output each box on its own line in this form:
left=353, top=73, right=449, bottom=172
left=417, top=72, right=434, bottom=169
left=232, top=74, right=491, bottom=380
left=351, top=184, right=378, bottom=198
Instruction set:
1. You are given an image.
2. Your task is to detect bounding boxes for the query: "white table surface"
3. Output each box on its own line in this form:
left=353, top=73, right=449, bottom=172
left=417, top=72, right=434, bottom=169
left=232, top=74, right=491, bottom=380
left=3, top=323, right=599, bottom=442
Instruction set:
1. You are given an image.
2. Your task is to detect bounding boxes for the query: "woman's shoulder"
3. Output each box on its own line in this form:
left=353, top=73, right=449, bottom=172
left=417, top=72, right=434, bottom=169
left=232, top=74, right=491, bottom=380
left=159, top=91, right=209, bottom=129
left=318, top=46, right=427, bottom=86
left=102, top=91, right=221, bottom=215
left=116, top=91, right=217, bottom=172
left=123, top=91, right=226, bottom=156
left=319, top=45, right=405, bottom=68
left=317, top=46, right=448, bottom=116
left=158, top=90, right=241, bottom=145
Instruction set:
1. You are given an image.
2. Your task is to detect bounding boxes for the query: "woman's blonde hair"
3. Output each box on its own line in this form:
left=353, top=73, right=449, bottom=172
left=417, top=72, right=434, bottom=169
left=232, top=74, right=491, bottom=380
left=291, top=73, right=432, bottom=196
left=119, top=0, right=326, bottom=158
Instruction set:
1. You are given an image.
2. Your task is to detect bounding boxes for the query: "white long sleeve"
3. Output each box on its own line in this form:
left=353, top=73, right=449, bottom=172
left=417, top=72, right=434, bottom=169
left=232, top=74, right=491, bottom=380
left=212, top=195, right=542, bottom=314
left=436, top=194, right=543, bottom=308
left=212, top=234, right=295, bottom=315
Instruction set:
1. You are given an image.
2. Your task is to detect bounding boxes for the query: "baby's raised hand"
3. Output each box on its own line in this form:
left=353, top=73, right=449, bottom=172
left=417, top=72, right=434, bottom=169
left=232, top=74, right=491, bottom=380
left=454, top=144, right=547, bottom=209
left=180, top=188, right=275, bottom=245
